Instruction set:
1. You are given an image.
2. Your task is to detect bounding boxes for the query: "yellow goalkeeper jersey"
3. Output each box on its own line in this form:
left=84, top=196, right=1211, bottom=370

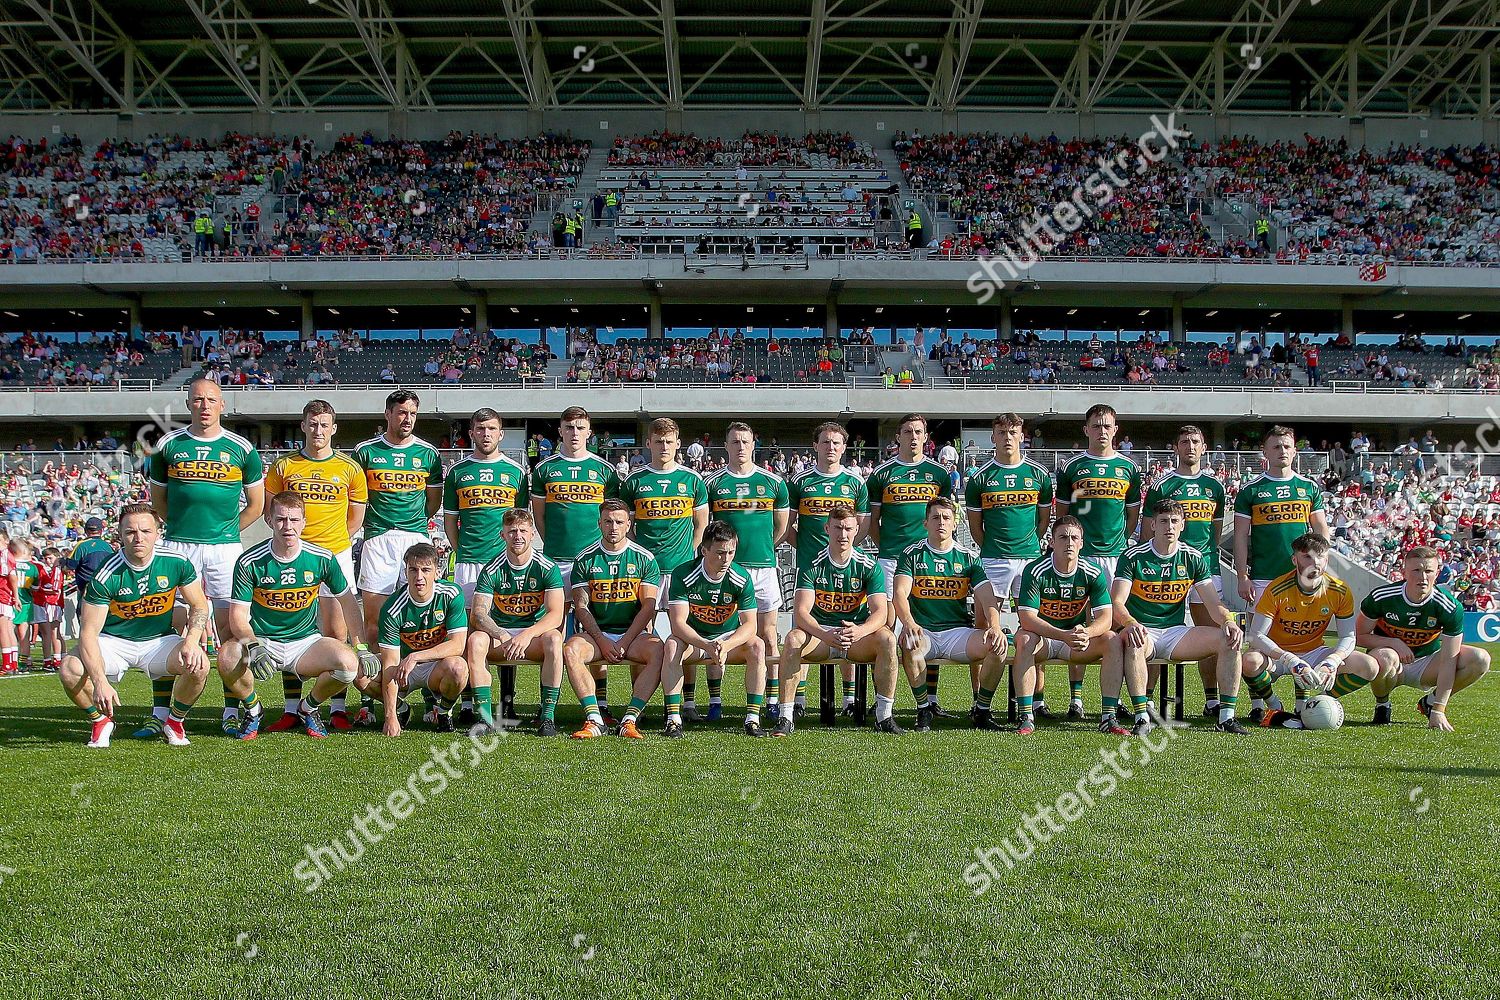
left=265, top=450, right=367, bottom=554
left=1254, top=570, right=1354, bottom=655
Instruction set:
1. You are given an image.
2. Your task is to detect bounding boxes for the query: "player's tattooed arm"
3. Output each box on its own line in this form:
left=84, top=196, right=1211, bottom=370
left=469, top=596, right=510, bottom=641
left=186, top=606, right=210, bottom=635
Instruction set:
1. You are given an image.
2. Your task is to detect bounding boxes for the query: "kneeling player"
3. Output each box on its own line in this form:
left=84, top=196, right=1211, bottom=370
left=660, top=521, right=765, bottom=737
left=1241, top=532, right=1377, bottom=728
left=219, top=492, right=377, bottom=740
left=465, top=508, right=566, bottom=735
left=1104, top=500, right=1244, bottom=735
left=1359, top=545, right=1490, bottom=732
left=893, top=498, right=1005, bottom=733
left=975, top=516, right=1112, bottom=734
left=378, top=543, right=469, bottom=736
left=780, top=504, right=901, bottom=737
left=565, top=500, right=665, bottom=739
left=57, top=504, right=212, bottom=747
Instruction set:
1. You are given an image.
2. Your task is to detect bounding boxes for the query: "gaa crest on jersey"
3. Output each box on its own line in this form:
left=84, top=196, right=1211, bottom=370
left=435, top=608, right=446, bottom=622
left=678, top=483, right=688, bottom=494
left=757, top=486, right=766, bottom=496
left=304, top=571, right=315, bottom=584
left=156, top=575, right=169, bottom=589
left=589, top=470, right=598, bottom=481
left=627, top=563, right=637, bottom=574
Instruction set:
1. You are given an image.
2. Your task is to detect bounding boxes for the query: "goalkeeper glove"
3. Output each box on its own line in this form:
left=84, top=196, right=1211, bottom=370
left=244, top=640, right=279, bottom=680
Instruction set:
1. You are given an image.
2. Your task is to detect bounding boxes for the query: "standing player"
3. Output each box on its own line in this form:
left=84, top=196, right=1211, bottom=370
left=264, top=400, right=369, bottom=730
left=354, top=389, right=444, bottom=651
left=11, top=540, right=37, bottom=670
left=148, top=376, right=266, bottom=735
left=444, top=407, right=529, bottom=724
left=659, top=521, right=765, bottom=738
left=706, top=421, right=788, bottom=719
left=1054, top=403, right=1141, bottom=719
left=530, top=406, right=619, bottom=710
left=1233, top=424, right=1327, bottom=714
left=618, top=418, right=708, bottom=714
left=377, top=543, right=469, bottom=737
left=892, top=499, right=1005, bottom=733
left=466, top=509, right=566, bottom=735
left=56, top=503, right=211, bottom=748
left=964, top=412, right=1054, bottom=710
left=1359, top=546, right=1490, bottom=731
left=0, top=541, right=15, bottom=676
left=786, top=420, right=869, bottom=718
left=1142, top=424, right=1228, bottom=718
left=779, top=504, right=902, bottom=737
left=30, top=546, right=65, bottom=673
left=1242, top=532, right=1378, bottom=728
left=1104, top=500, right=1245, bottom=736
left=975, top=516, right=1111, bottom=734
left=219, top=492, right=375, bottom=740
left=565, top=500, right=665, bottom=739
left=868, top=414, right=954, bottom=712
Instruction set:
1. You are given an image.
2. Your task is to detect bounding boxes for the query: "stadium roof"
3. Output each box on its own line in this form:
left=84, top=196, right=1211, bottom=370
left=0, top=0, right=1495, bottom=117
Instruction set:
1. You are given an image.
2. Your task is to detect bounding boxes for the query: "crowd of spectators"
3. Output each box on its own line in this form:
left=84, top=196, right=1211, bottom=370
left=606, top=131, right=879, bottom=170
left=1185, top=135, right=1499, bottom=264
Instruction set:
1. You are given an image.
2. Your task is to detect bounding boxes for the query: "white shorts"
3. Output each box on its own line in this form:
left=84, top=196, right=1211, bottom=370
left=357, top=530, right=427, bottom=595
left=982, top=558, right=1029, bottom=606
left=916, top=626, right=981, bottom=663
left=1082, top=555, right=1118, bottom=581
left=878, top=557, right=897, bottom=599
left=1268, top=644, right=1338, bottom=679
left=455, top=561, right=484, bottom=603
left=32, top=604, right=61, bottom=623
left=1398, top=651, right=1439, bottom=689
left=746, top=565, right=782, bottom=614
left=0, top=604, right=14, bottom=622
left=653, top=571, right=674, bottom=638
left=399, top=657, right=449, bottom=693
left=1142, top=624, right=1195, bottom=662
left=1249, top=579, right=1273, bottom=603
left=322, top=548, right=356, bottom=598
left=95, top=632, right=181, bottom=681
left=262, top=633, right=324, bottom=674
left=159, top=539, right=242, bottom=603
left=557, top=560, right=574, bottom=595
left=1033, top=636, right=1077, bottom=664
left=1188, top=575, right=1223, bottom=606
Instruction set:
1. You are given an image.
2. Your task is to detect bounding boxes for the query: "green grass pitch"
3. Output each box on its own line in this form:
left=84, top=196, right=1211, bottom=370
left=1, top=649, right=1497, bottom=1000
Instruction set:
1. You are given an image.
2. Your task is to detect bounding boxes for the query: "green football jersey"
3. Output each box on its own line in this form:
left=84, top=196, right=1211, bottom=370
left=619, top=465, right=708, bottom=575
left=895, top=541, right=988, bottom=631
left=1016, top=555, right=1110, bottom=629
left=529, top=452, right=620, bottom=563
left=1055, top=451, right=1142, bottom=558
left=964, top=458, right=1055, bottom=559
left=1233, top=473, right=1324, bottom=580
left=1359, top=583, right=1463, bottom=658
left=789, top=466, right=869, bottom=570
left=1115, top=541, right=1209, bottom=629
left=378, top=581, right=468, bottom=658
left=82, top=550, right=197, bottom=642
left=570, top=540, right=662, bottom=632
left=667, top=558, right=756, bottom=639
left=706, top=468, right=789, bottom=569
left=353, top=434, right=444, bottom=538
left=147, top=428, right=264, bottom=544
left=13, top=560, right=36, bottom=611
left=231, top=541, right=350, bottom=642
left=475, top=551, right=564, bottom=630
left=442, top=454, right=530, bottom=565
left=795, top=549, right=885, bottom=628
left=1143, top=470, right=1226, bottom=559
left=867, top=457, right=952, bottom=560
